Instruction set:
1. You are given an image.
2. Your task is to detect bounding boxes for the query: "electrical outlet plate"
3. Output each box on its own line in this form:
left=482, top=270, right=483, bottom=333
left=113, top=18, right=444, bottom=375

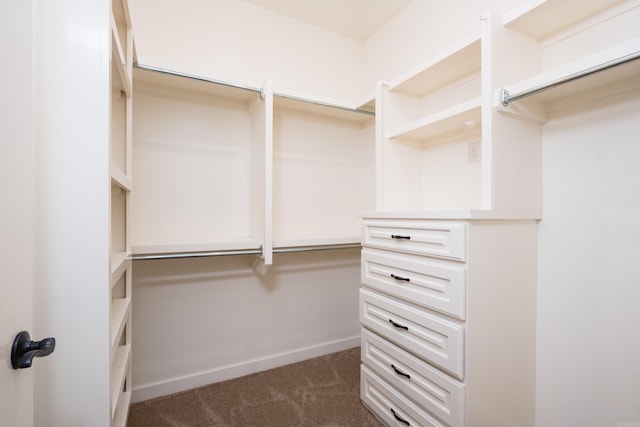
left=468, top=141, right=480, bottom=163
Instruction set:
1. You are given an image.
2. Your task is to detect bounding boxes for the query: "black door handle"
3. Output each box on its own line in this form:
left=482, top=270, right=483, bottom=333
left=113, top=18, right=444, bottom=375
left=11, top=331, right=56, bottom=369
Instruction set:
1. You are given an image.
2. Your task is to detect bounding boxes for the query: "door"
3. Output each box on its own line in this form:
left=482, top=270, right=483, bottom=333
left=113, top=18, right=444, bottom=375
left=2, top=1, right=113, bottom=426
left=0, top=2, right=36, bottom=426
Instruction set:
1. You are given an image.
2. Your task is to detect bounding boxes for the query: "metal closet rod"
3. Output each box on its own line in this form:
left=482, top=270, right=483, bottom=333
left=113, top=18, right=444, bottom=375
left=130, top=243, right=362, bottom=261
left=133, top=64, right=375, bottom=116
left=501, top=50, right=640, bottom=106
left=134, top=63, right=262, bottom=94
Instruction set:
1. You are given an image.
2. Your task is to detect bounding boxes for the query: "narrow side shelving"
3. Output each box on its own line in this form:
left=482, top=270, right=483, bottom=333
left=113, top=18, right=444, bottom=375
left=109, top=0, right=134, bottom=425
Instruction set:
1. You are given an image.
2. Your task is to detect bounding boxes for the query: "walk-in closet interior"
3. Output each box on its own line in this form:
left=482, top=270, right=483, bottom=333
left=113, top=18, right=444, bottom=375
left=12, top=0, right=638, bottom=426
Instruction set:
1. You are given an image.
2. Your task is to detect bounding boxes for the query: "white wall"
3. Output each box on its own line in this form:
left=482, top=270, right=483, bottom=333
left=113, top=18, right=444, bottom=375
left=536, top=89, right=640, bottom=426
left=128, top=0, right=368, bottom=105
left=363, top=0, right=521, bottom=85
left=132, top=249, right=361, bottom=401
left=128, top=0, right=522, bottom=106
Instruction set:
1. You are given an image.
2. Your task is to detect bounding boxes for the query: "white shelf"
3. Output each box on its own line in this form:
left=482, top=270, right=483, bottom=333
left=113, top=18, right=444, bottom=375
left=110, top=252, right=129, bottom=278
left=274, top=93, right=374, bottom=125
left=390, top=97, right=481, bottom=143
left=356, top=95, right=376, bottom=114
left=109, top=1, right=132, bottom=425
left=112, top=391, right=132, bottom=427
left=111, top=22, right=131, bottom=97
left=110, top=162, right=131, bottom=191
left=132, top=237, right=263, bottom=256
left=133, top=65, right=260, bottom=101
left=361, top=209, right=543, bottom=220
left=110, top=344, right=131, bottom=418
left=273, top=236, right=361, bottom=249
left=500, top=38, right=640, bottom=112
left=503, top=0, right=624, bottom=40
left=389, top=33, right=481, bottom=96
left=110, top=297, right=131, bottom=361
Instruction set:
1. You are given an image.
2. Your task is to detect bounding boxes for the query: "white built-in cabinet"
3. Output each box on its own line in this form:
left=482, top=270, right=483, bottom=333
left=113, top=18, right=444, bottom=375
left=359, top=214, right=538, bottom=427
left=131, top=67, right=375, bottom=267
left=362, top=0, right=640, bottom=426
left=110, top=0, right=134, bottom=425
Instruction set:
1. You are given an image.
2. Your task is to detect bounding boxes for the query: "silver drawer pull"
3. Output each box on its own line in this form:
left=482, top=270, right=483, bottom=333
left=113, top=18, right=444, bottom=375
left=390, top=408, right=411, bottom=426
left=390, top=273, right=410, bottom=282
left=389, top=319, right=409, bottom=331
left=391, top=234, right=411, bottom=240
left=391, top=364, right=411, bottom=379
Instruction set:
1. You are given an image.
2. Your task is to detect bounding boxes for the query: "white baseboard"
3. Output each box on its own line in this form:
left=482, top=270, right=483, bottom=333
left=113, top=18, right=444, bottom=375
left=131, top=335, right=361, bottom=403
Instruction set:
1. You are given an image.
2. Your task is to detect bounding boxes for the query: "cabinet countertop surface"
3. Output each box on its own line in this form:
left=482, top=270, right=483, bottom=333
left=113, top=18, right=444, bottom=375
left=361, top=209, right=543, bottom=220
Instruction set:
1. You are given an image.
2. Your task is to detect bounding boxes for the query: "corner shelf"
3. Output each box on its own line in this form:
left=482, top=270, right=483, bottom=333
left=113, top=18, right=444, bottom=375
left=503, top=0, right=625, bottom=40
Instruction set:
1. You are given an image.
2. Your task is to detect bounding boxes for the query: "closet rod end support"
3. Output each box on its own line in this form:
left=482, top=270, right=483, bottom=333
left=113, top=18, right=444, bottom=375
left=500, top=89, right=511, bottom=107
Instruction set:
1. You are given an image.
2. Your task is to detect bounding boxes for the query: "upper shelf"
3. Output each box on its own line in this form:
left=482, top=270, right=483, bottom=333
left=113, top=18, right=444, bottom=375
left=389, top=33, right=481, bottom=96
left=389, top=97, right=481, bottom=142
left=131, top=237, right=263, bottom=257
left=133, top=65, right=261, bottom=102
left=503, top=0, right=625, bottom=40
left=134, top=65, right=375, bottom=124
left=499, top=38, right=640, bottom=111
left=274, top=94, right=374, bottom=124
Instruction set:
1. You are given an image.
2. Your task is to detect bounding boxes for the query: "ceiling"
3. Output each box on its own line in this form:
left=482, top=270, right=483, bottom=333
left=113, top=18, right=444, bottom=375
left=243, top=0, right=412, bottom=41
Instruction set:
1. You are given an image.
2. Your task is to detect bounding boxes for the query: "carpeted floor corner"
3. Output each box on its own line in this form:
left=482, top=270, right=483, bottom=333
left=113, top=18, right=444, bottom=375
left=127, top=347, right=383, bottom=427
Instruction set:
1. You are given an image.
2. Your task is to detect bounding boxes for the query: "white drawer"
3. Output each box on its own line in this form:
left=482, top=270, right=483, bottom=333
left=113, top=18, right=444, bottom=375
left=362, top=219, right=466, bottom=261
left=360, top=288, right=464, bottom=379
left=361, top=247, right=466, bottom=319
left=361, top=364, right=446, bottom=427
left=361, top=328, right=465, bottom=426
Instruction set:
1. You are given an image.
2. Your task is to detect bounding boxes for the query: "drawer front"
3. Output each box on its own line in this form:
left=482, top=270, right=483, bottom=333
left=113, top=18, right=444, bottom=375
left=360, top=288, right=464, bottom=379
left=361, top=328, right=465, bottom=427
left=361, top=365, right=446, bottom=427
left=362, top=247, right=466, bottom=319
left=362, top=219, right=466, bottom=261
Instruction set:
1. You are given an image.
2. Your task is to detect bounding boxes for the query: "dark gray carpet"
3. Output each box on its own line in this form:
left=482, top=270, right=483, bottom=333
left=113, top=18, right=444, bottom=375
left=127, top=347, right=383, bottom=426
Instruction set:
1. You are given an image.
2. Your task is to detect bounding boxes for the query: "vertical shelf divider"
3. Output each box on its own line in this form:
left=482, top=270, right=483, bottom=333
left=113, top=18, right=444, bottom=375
left=251, top=79, right=273, bottom=274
